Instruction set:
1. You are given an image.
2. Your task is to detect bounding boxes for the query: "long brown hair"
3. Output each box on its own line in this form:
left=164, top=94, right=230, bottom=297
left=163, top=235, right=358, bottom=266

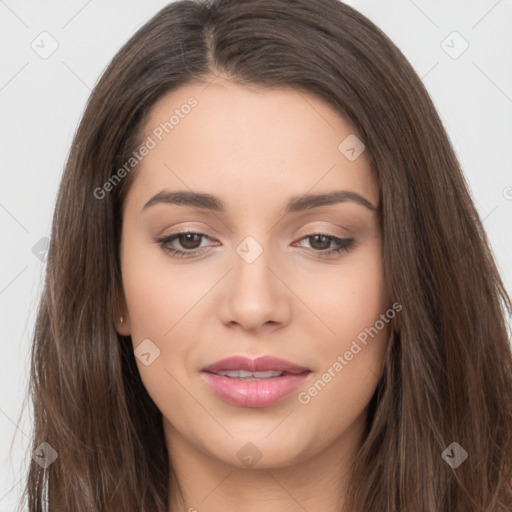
left=19, top=0, right=512, bottom=510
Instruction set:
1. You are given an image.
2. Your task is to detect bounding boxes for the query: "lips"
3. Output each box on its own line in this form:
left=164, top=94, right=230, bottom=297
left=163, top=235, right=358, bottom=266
left=202, top=355, right=310, bottom=375
left=200, top=355, right=312, bottom=408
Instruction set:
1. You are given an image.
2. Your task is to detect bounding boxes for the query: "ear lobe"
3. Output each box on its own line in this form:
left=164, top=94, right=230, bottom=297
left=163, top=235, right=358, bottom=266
left=115, top=313, right=131, bottom=336
left=113, top=289, right=131, bottom=336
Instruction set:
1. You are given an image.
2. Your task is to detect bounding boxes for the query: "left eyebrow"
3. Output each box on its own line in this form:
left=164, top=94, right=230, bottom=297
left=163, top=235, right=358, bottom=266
left=142, top=189, right=378, bottom=213
left=284, top=190, right=378, bottom=213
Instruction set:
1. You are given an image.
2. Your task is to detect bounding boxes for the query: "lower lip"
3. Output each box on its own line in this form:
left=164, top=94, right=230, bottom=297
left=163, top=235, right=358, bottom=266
left=201, top=371, right=311, bottom=408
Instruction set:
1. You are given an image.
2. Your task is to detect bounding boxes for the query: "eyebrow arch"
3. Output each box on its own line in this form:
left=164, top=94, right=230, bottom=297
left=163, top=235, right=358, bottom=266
left=142, top=189, right=378, bottom=213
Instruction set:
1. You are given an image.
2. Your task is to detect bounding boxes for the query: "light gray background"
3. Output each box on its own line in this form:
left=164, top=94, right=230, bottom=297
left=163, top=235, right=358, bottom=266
left=1, top=0, right=511, bottom=509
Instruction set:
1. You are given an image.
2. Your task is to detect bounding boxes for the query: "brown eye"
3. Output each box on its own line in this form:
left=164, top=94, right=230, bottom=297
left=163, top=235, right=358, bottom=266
left=292, top=233, right=355, bottom=258
left=308, top=234, right=332, bottom=251
left=154, top=231, right=214, bottom=258
left=176, top=233, right=202, bottom=250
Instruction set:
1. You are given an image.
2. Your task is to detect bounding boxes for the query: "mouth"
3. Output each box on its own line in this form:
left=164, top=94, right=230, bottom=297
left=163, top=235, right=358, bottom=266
left=200, top=355, right=312, bottom=408
left=209, top=369, right=294, bottom=380
left=201, top=354, right=311, bottom=374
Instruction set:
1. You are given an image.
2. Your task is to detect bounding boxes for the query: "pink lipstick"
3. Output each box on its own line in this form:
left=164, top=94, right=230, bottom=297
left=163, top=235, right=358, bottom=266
left=201, top=355, right=311, bottom=408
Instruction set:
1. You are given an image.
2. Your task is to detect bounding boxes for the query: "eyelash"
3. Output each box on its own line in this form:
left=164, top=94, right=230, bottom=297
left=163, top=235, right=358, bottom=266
left=154, top=231, right=355, bottom=259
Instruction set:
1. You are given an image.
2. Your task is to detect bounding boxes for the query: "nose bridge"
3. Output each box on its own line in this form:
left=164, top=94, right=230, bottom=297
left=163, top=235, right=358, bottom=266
left=235, top=233, right=267, bottom=266
left=220, top=231, right=291, bottom=330
left=233, top=233, right=276, bottom=294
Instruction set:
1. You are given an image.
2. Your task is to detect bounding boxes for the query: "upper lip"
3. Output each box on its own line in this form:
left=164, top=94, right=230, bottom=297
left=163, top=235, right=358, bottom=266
left=202, top=355, right=310, bottom=375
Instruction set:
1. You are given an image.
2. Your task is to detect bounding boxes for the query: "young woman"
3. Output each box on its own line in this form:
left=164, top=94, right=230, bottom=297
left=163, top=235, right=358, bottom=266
left=22, top=0, right=512, bottom=510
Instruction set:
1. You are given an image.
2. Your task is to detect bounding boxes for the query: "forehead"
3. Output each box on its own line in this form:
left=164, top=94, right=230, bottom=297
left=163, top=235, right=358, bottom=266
left=124, top=77, right=378, bottom=214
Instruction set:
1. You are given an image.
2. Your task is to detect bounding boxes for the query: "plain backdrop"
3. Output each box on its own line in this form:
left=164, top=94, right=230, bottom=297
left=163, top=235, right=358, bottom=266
left=1, top=0, right=511, bottom=509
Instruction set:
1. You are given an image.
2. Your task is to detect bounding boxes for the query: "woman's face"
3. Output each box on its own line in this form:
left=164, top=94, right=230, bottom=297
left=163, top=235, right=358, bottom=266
left=117, top=77, right=391, bottom=469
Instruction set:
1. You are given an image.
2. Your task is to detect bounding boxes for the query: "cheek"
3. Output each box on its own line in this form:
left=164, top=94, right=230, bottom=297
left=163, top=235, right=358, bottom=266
left=122, top=266, right=170, bottom=340
left=120, top=234, right=214, bottom=388
left=120, top=234, right=192, bottom=339
left=303, top=244, right=388, bottom=346
left=120, top=240, right=194, bottom=410
left=300, top=243, right=390, bottom=413
left=296, top=251, right=390, bottom=438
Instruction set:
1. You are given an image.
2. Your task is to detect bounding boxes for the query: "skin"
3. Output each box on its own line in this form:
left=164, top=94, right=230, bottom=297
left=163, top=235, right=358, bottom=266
left=115, top=76, right=391, bottom=512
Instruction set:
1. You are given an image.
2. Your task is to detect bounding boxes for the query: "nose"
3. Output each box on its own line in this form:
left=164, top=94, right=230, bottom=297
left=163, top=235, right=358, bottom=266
left=217, top=236, right=292, bottom=333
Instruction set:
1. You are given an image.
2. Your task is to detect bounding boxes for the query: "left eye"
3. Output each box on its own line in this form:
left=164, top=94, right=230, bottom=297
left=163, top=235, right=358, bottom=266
left=154, top=231, right=354, bottom=258
left=292, top=233, right=354, bottom=255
